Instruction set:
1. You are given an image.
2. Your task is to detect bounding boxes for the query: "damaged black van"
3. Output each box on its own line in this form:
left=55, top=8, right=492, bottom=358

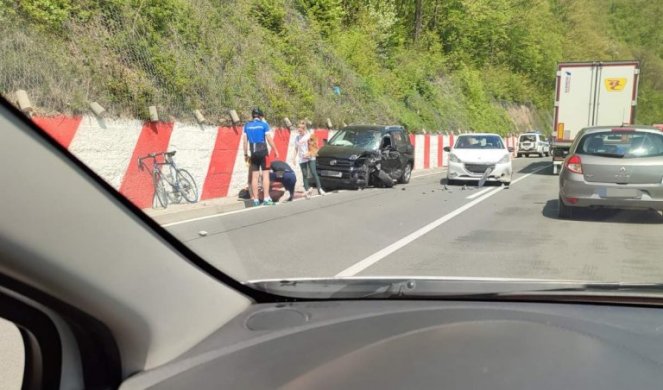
left=315, top=125, right=415, bottom=190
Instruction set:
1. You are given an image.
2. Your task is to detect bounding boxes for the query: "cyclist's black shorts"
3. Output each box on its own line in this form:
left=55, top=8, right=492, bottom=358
left=250, top=155, right=267, bottom=171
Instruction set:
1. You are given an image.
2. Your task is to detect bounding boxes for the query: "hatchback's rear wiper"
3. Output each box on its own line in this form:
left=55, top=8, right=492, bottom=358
left=587, top=152, right=625, bottom=158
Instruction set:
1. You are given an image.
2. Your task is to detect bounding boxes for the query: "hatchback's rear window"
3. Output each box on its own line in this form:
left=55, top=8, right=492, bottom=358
left=577, top=131, right=663, bottom=158
left=520, top=135, right=536, bottom=142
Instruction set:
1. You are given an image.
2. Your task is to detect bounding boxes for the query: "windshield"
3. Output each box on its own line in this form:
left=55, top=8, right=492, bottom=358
left=576, top=131, right=663, bottom=158
left=328, top=129, right=382, bottom=149
left=454, top=135, right=505, bottom=149
left=4, top=0, right=663, bottom=302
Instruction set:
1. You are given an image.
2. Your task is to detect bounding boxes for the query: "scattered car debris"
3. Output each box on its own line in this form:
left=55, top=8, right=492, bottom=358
left=478, top=166, right=494, bottom=187
left=199, top=231, right=208, bottom=237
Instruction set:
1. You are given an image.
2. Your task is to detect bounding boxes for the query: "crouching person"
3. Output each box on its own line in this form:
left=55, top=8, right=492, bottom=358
left=269, top=160, right=297, bottom=202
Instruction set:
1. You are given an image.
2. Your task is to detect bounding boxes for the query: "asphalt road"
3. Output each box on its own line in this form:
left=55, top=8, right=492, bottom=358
left=166, top=156, right=663, bottom=283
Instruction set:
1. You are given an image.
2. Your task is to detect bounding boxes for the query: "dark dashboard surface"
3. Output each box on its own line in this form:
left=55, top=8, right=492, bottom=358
left=121, top=300, right=663, bottom=389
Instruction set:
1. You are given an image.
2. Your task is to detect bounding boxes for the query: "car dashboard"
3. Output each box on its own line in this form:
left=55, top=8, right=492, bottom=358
left=121, top=300, right=663, bottom=389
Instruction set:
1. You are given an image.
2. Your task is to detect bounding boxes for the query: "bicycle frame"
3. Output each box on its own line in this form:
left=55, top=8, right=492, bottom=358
left=138, top=151, right=198, bottom=208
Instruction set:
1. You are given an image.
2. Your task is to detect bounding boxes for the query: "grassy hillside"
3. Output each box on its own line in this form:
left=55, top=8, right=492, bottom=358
left=0, top=0, right=661, bottom=133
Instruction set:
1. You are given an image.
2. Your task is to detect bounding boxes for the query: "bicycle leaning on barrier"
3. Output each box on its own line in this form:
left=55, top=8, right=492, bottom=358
left=138, top=151, right=198, bottom=208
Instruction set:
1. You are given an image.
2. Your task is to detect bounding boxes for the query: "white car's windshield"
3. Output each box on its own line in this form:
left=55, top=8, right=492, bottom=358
left=455, top=135, right=505, bottom=149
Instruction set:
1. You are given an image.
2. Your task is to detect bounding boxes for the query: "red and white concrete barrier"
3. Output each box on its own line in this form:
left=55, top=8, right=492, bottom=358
left=34, top=116, right=520, bottom=208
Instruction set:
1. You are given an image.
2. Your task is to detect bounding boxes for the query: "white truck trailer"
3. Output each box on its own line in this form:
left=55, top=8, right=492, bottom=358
left=551, top=61, right=640, bottom=174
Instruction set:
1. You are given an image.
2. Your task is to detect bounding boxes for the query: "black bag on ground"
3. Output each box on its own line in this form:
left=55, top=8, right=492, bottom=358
left=250, top=142, right=268, bottom=158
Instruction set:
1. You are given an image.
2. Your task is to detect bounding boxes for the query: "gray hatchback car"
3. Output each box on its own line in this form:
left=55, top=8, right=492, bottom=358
left=558, top=126, right=663, bottom=218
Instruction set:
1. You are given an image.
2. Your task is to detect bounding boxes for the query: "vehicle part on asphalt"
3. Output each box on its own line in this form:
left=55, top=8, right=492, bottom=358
left=478, top=166, right=494, bottom=187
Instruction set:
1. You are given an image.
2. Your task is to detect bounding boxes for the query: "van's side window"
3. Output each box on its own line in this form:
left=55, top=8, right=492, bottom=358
left=392, top=131, right=405, bottom=147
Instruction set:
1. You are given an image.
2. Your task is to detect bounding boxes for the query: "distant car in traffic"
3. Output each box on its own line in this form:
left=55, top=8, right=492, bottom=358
left=516, top=132, right=550, bottom=157
left=558, top=126, right=663, bottom=218
left=444, top=133, right=513, bottom=185
left=315, top=125, right=414, bottom=190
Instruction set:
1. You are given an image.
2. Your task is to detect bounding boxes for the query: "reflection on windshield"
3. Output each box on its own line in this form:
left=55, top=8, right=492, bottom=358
left=7, top=0, right=663, bottom=301
left=577, top=131, right=663, bottom=158
left=455, top=135, right=504, bottom=149
left=329, top=129, right=382, bottom=149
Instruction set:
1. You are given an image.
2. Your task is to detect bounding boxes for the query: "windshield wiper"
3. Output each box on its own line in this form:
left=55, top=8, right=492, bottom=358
left=246, top=279, right=663, bottom=300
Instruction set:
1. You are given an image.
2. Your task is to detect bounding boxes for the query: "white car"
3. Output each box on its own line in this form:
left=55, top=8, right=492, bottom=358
left=444, top=133, right=513, bottom=185
left=516, top=132, right=550, bottom=157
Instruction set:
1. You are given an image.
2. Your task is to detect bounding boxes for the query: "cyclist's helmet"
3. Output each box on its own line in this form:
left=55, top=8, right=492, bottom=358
left=251, top=107, right=264, bottom=118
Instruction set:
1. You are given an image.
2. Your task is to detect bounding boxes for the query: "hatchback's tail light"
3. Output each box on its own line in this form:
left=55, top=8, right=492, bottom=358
left=566, top=155, right=582, bottom=174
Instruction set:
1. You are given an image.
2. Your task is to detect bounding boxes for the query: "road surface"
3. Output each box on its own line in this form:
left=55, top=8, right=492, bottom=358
left=166, top=157, right=663, bottom=283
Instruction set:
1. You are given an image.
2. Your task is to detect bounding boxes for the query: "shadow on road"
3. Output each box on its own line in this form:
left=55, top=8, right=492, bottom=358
left=542, top=199, right=663, bottom=224
left=438, top=177, right=503, bottom=187
left=518, top=161, right=553, bottom=175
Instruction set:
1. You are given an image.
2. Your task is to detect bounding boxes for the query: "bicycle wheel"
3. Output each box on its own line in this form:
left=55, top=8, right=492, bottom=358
left=176, top=169, right=199, bottom=203
left=153, top=172, right=168, bottom=209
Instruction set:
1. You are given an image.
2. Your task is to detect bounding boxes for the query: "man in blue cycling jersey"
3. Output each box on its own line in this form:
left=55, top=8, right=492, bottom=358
left=243, top=108, right=279, bottom=206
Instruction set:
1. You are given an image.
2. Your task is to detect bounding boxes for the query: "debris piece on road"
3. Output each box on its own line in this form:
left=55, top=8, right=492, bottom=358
left=443, top=184, right=448, bottom=190
left=198, top=231, right=208, bottom=237
left=402, top=187, right=406, bottom=191
left=478, top=167, right=493, bottom=187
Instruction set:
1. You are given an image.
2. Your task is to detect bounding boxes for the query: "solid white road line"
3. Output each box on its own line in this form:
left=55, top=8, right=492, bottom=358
left=335, top=164, right=550, bottom=277
left=465, top=186, right=497, bottom=200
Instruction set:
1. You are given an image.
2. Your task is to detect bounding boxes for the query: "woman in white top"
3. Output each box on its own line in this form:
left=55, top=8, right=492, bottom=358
left=294, top=120, right=325, bottom=198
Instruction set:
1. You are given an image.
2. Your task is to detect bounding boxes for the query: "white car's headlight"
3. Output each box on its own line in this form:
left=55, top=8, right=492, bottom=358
left=449, top=153, right=461, bottom=163
left=497, top=154, right=510, bottom=164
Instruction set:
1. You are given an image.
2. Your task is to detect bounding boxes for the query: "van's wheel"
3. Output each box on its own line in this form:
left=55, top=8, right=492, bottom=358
left=558, top=197, right=573, bottom=219
left=398, top=163, right=412, bottom=184
left=516, top=153, right=522, bottom=158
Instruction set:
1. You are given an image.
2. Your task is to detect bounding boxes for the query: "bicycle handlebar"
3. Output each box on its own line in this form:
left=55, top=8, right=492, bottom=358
left=138, top=151, right=177, bottom=169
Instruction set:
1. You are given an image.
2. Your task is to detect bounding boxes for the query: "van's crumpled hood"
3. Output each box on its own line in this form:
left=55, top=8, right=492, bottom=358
left=318, top=145, right=372, bottom=159
left=451, top=149, right=509, bottom=164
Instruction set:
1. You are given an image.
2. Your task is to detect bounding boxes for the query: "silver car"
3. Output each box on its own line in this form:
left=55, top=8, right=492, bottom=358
left=558, top=126, right=663, bottom=218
